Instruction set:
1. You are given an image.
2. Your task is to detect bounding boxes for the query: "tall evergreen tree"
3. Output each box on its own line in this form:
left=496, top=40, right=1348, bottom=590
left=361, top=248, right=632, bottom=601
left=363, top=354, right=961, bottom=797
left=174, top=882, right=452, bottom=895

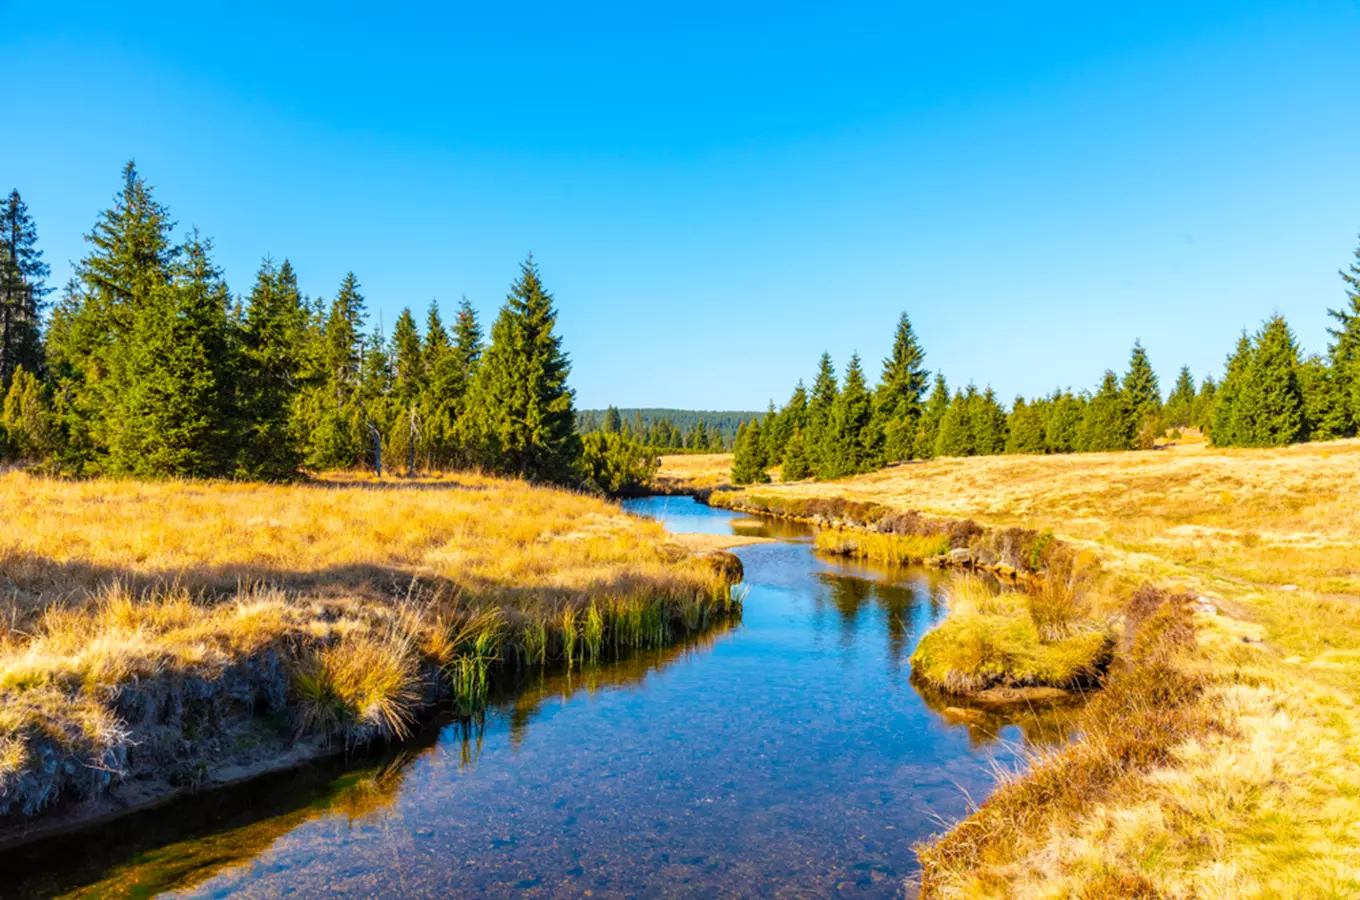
left=603, top=405, right=622, bottom=434
left=1006, top=395, right=1047, bottom=454
left=914, top=374, right=949, bottom=459
left=820, top=353, right=879, bottom=478
left=934, top=389, right=973, bottom=458
left=464, top=257, right=580, bottom=482
left=108, top=233, right=234, bottom=478
left=730, top=420, right=770, bottom=485
left=453, top=296, right=483, bottom=381
left=1044, top=389, right=1085, bottom=453
left=1122, top=340, right=1161, bottom=421
left=874, top=312, right=929, bottom=462
left=1192, top=376, right=1217, bottom=431
left=305, top=273, right=368, bottom=468
left=237, top=258, right=307, bottom=479
left=780, top=424, right=811, bottom=481
left=1327, top=232, right=1360, bottom=433
left=805, top=352, right=838, bottom=472
left=0, top=190, right=50, bottom=388
left=1210, top=332, right=1254, bottom=446
left=1236, top=314, right=1305, bottom=447
left=1298, top=354, right=1349, bottom=441
left=1079, top=371, right=1135, bottom=452
left=971, top=386, right=1008, bottom=455
left=1163, top=365, right=1196, bottom=429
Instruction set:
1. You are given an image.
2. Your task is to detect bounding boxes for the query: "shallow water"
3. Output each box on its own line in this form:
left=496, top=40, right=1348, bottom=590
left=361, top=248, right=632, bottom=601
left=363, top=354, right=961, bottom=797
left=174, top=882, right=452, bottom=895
left=2, top=497, right=1071, bottom=899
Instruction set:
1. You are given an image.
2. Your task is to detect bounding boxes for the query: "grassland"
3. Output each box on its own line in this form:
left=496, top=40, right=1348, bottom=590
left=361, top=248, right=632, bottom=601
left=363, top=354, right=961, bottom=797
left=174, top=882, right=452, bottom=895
left=0, top=471, right=739, bottom=836
left=664, top=439, right=1360, bottom=897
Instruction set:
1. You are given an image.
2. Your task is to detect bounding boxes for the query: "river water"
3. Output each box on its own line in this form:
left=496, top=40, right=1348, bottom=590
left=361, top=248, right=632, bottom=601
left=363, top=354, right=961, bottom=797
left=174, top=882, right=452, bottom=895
left=2, top=496, right=1070, bottom=899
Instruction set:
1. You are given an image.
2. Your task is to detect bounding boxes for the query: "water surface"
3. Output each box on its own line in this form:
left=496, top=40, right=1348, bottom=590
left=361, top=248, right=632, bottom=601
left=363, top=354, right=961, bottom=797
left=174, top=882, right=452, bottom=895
left=3, top=496, right=1070, bottom=899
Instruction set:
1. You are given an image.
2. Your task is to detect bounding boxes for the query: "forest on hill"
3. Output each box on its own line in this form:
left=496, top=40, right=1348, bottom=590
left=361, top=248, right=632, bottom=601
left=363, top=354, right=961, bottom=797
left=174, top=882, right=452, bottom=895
left=576, top=408, right=762, bottom=452
left=0, top=163, right=657, bottom=494
left=730, top=238, right=1360, bottom=484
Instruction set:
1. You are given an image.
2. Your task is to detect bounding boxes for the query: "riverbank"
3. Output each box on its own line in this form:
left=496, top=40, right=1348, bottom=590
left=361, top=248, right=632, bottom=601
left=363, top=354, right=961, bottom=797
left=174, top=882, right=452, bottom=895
left=0, top=472, right=741, bottom=848
left=661, top=441, right=1360, bottom=897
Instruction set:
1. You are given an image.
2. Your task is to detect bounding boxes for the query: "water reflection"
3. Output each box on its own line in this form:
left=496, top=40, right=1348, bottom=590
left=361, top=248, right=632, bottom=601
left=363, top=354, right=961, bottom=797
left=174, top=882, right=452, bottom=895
left=1, top=496, right=1079, bottom=900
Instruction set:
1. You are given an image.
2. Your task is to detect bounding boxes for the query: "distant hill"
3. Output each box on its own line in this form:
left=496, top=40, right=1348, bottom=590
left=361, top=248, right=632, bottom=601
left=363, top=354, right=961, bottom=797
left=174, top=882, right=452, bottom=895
left=577, top=408, right=764, bottom=444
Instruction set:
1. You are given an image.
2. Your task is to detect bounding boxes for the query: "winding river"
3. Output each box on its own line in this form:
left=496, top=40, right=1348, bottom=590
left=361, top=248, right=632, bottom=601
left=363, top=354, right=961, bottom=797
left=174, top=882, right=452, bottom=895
left=2, top=497, right=1071, bottom=899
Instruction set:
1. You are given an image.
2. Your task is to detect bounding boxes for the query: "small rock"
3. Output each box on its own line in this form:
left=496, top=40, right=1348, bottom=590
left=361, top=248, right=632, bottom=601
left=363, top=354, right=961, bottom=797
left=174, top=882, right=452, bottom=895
left=948, top=548, right=973, bottom=566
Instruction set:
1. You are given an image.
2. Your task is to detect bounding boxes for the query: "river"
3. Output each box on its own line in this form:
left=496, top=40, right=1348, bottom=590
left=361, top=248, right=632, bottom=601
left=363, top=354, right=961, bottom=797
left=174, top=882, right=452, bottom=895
left=1, top=496, right=1071, bottom=899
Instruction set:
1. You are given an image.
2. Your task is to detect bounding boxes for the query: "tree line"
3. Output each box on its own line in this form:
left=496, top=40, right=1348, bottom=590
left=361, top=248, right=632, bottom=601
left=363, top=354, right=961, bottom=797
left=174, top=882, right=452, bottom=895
left=577, top=407, right=760, bottom=452
left=731, top=238, right=1360, bottom=484
left=0, top=162, right=653, bottom=493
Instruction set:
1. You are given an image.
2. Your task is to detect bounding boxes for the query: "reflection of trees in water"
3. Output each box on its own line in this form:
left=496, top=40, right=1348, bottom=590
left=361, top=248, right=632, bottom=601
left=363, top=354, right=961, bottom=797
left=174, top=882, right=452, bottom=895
left=812, top=569, right=939, bottom=668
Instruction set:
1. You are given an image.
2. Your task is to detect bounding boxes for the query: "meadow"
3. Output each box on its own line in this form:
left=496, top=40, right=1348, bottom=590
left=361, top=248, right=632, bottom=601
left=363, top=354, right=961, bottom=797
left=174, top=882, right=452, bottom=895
left=0, top=471, right=738, bottom=836
left=667, top=437, right=1360, bottom=897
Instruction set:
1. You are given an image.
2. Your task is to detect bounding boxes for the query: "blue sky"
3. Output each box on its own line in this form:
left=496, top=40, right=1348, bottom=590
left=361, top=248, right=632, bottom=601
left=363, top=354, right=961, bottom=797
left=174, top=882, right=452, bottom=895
left=3, top=1, right=1358, bottom=409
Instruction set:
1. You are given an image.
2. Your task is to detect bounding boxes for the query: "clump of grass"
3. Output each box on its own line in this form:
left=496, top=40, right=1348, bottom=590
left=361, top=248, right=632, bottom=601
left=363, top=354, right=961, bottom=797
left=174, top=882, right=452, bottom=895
left=910, top=574, right=1114, bottom=694
left=583, top=602, right=604, bottom=664
left=293, top=627, right=421, bottom=743
left=814, top=529, right=950, bottom=565
left=1026, top=548, right=1097, bottom=640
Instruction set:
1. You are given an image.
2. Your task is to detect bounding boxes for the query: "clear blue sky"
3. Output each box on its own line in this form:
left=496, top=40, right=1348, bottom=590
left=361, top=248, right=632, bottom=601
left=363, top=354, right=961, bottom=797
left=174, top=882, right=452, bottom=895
left=3, top=1, right=1358, bottom=409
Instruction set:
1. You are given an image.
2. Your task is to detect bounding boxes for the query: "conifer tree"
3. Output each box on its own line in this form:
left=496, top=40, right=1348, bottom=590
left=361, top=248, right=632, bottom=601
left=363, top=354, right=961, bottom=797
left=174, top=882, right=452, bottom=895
left=603, top=405, right=622, bottom=433
left=1078, top=371, right=1134, bottom=452
left=874, top=312, right=929, bottom=462
left=453, top=296, right=483, bottom=381
left=236, top=258, right=307, bottom=479
left=463, top=257, right=580, bottom=482
left=780, top=424, right=811, bottom=481
left=1005, top=396, right=1047, bottom=454
left=805, top=352, right=837, bottom=471
left=730, top=420, right=770, bottom=485
left=971, top=386, right=1008, bottom=455
left=1327, top=233, right=1360, bottom=433
left=1298, top=355, right=1348, bottom=441
left=1193, top=376, right=1217, bottom=431
left=0, top=190, right=50, bottom=388
left=1, top=365, right=55, bottom=460
left=1122, top=341, right=1161, bottom=421
left=775, top=381, right=809, bottom=453
left=1044, top=389, right=1084, bottom=453
left=820, top=353, right=879, bottom=477
left=1236, top=314, right=1305, bottom=446
left=1163, top=366, right=1196, bottom=429
left=420, top=299, right=467, bottom=467
left=934, top=389, right=973, bottom=457
left=1210, top=332, right=1254, bottom=446
left=761, top=399, right=788, bottom=461
left=108, top=233, right=234, bottom=478
left=913, top=374, right=949, bottom=459
left=305, top=273, right=368, bottom=468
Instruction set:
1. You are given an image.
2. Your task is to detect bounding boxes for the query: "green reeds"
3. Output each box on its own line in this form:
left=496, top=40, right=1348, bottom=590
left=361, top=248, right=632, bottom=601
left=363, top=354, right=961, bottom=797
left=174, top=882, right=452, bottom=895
left=583, top=602, right=604, bottom=665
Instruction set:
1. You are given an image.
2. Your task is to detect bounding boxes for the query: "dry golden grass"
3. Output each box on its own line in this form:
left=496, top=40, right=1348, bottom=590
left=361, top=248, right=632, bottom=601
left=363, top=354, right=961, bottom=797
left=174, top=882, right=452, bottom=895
left=653, top=453, right=734, bottom=492
left=0, top=470, right=734, bottom=820
left=668, top=441, right=1360, bottom=897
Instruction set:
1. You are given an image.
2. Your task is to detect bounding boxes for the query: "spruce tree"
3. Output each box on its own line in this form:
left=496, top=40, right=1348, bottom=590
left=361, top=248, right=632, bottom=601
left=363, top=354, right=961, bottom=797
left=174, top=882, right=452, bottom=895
left=1122, top=340, right=1161, bottom=421
left=1327, top=232, right=1360, bottom=433
left=603, top=405, right=622, bottom=433
left=236, top=258, right=307, bottom=479
left=1, top=365, right=55, bottom=461
left=1005, top=396, right=1047, bottom=454
left=780, top=424, right=811, bottom=481
left=1193, top=376, right=1217, bottom=431
left=805, top=352, right=837, bottom=472
left=1163, top=366, right=1196, bottom=429
left=464, top=257, right=580, bottom=482
left=453, top=296, right=483, bottom=381
left=1236, top=314, right=1305, bottom=446
left=971, top=386, right=1008, bottom=455
left=730, top=420, right=770, bottom=485
left=934, top=389, right=973, bottom=457
left=1210, top=332, right=1254, bottom=447
left=1298, top=355, right=1349, bottom=441
left=913, top=374, right=949, bottom=459
left=108, top=233, right=233, bottom=478
left=421, top=298, right=468, bottom=467
left=874, top=312, right=929, bottom=462
left=306, top=273, right=368, bottom=468
left=0, top=190, right=50, bottom=388
left=1044, top=389, right=1084, bottom=453
left=820, top=353, right=878, bottom=478
left=1078, top=371, right=1135, bottom=452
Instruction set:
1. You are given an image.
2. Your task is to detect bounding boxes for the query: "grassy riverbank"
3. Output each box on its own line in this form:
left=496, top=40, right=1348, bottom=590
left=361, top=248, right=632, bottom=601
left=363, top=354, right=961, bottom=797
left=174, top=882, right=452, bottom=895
left=0, top=471, right=739, bottom=838
left=665, top=441, right=1360, bottom=897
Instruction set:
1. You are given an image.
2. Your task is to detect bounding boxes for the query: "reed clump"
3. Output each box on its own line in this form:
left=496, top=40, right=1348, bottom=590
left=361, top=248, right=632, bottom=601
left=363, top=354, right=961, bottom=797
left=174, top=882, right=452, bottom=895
left=813, top=529, right=950, bottom=565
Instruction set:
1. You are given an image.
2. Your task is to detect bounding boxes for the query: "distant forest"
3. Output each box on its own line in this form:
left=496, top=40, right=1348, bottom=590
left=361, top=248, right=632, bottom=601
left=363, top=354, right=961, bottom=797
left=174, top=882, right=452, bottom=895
left=731, top=233, right=1360, bottom=484
left=0, top=163, right=657, bottom=495
left=576, top=408, right=762, bottom=452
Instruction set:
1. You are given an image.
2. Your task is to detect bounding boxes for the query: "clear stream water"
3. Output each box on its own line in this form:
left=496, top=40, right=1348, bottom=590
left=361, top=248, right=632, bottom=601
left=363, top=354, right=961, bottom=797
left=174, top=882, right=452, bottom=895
left=2, top=497, right=1072, bottom=899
